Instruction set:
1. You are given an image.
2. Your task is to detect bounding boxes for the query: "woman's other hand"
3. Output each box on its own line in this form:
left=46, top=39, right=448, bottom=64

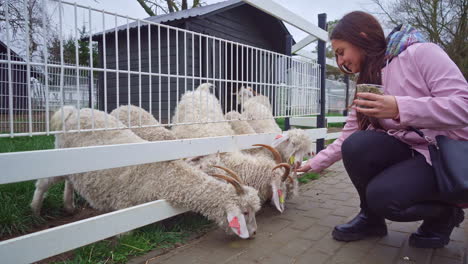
left=353, top=93, right=399, bottom=119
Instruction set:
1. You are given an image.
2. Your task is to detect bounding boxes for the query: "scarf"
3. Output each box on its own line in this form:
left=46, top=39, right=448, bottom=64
left=384, top=24, right=426, bottom=63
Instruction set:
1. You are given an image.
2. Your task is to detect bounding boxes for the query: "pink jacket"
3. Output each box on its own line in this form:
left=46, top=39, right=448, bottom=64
left=307, top=43, right=468, bottom=172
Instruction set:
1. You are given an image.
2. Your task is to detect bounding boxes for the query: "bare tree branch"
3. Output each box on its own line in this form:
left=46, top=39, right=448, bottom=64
left=371, top=0, right=467, bottom=78
left=136, top=0, right=156, bottom=16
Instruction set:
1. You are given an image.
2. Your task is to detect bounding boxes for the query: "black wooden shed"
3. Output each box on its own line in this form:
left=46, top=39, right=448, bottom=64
left=95, top=0, right=294, bottom=123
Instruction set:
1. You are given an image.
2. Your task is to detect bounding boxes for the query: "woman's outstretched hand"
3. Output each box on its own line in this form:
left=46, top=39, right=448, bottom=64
left=353, top=93, right=399, bottom=119
left=296, top=162, right=312, bottom=173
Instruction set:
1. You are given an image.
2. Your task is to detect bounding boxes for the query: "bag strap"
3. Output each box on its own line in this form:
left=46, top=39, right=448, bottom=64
left=409, top=127, right=425, bottom=138
left=409, top=127, right=437, bottom=146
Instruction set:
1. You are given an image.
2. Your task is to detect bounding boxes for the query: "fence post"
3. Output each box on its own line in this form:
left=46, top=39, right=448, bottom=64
left=316, top=13, right=327, bottom=152
left=343, top=74, right=350, bottom=116
left=88, top=74, right=92, bottom=108
left=284, top=34, right=293, bottom=131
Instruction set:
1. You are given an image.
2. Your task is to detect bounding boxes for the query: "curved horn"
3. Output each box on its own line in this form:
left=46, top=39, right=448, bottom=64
left=253, top=144, right=282, bottom=164
left=272, top=163, right=291, bottom=182
left=211, top=174, right=245, bottom=195
left=213, top=165, right=243, bottom=184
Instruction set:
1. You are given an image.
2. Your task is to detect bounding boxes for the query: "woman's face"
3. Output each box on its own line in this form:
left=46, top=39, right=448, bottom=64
left=331, top=39, right=364, bottom=74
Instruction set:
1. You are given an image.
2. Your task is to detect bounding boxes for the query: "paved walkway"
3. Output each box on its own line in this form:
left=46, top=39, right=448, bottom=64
left=132, top=161, right=467, bottom=264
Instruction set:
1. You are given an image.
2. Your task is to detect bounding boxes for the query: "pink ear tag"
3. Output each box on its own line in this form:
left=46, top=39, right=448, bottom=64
left=278, top=189, right=284, bottom=204
left=229, top=216, right=241, bottom=235
left=275, top=134, right=283, bottom=140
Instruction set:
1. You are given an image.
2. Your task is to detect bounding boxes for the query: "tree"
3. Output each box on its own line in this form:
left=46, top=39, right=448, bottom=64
left=136, top=0, right=206, bottom=16
left=371, top=0, right=468, bottom=79
left=49, top=25, right=98, bottom=66
left=0, top=0, right=55, bottom=60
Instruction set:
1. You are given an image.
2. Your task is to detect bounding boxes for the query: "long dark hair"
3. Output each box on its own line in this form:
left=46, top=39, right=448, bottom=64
left=331, top=11, right=386, bottom=130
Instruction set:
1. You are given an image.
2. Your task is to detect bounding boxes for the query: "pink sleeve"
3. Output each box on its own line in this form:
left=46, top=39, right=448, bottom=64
left=395, top=43, right=468, bottom=129
left=306, top=110, right=358, bottom=172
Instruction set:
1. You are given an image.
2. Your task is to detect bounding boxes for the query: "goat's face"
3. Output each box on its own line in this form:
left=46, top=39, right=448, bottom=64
left=225, top=186, right=260, bottom=239
left=272, top=129, right=314, bottom=169
left=235, top=86, right=255, bottom=105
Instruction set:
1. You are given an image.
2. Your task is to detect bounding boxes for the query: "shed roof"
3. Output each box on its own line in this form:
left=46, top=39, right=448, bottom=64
left=96, top=0, right=294, bottom=43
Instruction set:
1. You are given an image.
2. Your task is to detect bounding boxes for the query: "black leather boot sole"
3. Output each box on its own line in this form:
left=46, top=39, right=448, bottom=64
left=409, top=208, right=465, bottom=248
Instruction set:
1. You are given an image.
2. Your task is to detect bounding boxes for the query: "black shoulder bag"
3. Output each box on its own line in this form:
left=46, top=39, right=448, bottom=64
left=410, top=127, right=468, bottom=205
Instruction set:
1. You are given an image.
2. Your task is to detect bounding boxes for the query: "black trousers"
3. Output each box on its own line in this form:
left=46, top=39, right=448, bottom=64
left=341, top=130, right=451, bottom=222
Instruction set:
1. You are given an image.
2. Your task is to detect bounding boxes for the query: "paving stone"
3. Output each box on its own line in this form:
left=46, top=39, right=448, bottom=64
left=319, top=199, right=340, bottom=210
left=256, top=217, right=292, bottom=233
left=302, top=189, right=324, bottom=197
left=378, top=230, right=408, bottom=248
left=311, top=233, right=345, bottom=255
left=360, top=244, right=400, bottom=264
left=257, top=252, right=295, bottom=264
left=300, top=207, right=333, bottom=219
left=316, top=214, right=347, bottom=228
left=270, top=227, right=302, bottom=244
left=395, top=240, right=434, bottom=264
left=434, top=241, right=465, bottom=261
left=295, top=201, right=322, bottom=211
left=295, top=249, right=330, bottom=264
left=451, top=227, right=466, bottom=243
left=278, top=238, right=314, bottom=257
left=299, top=225, right=331, bottom=241
left=331, top=206, right=359, bottom=217
left=388, top=221, right=420, bottom=233
left=330, top=192, right=355, bottom=202
left=278, top=212, right=317, bottom=231
left=430, top=255, right=463, bottom=264
left=327, top=244, right=368, bottom=263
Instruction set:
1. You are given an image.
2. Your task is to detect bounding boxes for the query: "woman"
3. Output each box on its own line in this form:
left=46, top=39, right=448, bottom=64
left=297, top=11, right=468, bottom=248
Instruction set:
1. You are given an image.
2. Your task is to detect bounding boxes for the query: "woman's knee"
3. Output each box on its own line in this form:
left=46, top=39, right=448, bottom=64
left=341, top=131, right=382, bottom=162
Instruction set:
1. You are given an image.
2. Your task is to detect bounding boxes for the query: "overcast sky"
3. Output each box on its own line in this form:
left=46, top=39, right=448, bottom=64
left=74, top=0, right=380, bottom=51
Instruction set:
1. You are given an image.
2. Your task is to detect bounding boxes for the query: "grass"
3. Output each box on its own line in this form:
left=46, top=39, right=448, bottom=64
left=55, top=214, right=213, bottom=264
left=0, top=135, right=214, bottom=263
left=297, top=172, right=320, bottom=184
left=0, top=135, right=63, bottom=237
left=0, top=135, right=55, bottom=153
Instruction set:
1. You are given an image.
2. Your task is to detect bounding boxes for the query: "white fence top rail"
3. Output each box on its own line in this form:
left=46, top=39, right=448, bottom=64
left=0, top=129, right=327, bottom=185
left=242, top=0, right=329, bottom=42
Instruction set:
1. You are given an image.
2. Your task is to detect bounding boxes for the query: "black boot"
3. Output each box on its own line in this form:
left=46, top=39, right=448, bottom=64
left=409, top=206, right=464, bottom=248
left=332, top=210, right=387, bottom=241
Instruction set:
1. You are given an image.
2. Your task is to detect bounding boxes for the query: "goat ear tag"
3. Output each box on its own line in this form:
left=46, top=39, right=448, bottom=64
left=272, top=134, right=289, bottom=148
left=227, top=213, right=249, bottom=238
left=289, top=156, right=295, bottom=165
left=274, top=134, right=283, bottom=140
left=278, top=189, right=285, bottom=204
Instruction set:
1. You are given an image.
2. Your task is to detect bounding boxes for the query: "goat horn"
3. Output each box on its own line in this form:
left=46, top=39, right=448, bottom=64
left=272, top=163, right=291, bottom=182
left=253, top=144, right=282, bottom=164
left=211, top=174, right=245, bottom=195
left=213, top=165, right=243, bottom=184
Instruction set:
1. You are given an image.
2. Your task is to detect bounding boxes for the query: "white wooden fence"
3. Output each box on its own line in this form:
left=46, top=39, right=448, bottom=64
left=0, top=0, right=347, bottom=263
